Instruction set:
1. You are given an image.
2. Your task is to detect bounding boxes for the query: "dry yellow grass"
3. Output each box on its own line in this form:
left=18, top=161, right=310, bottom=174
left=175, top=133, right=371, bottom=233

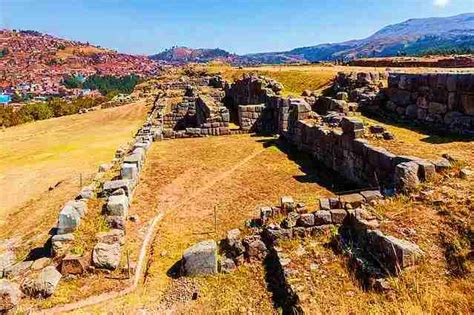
left=0, top=101, right=148, bottom=260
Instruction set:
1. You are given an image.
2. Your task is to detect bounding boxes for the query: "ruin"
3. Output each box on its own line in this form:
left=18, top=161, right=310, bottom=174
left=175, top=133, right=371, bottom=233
left=0, top=68, right=469, bottom=313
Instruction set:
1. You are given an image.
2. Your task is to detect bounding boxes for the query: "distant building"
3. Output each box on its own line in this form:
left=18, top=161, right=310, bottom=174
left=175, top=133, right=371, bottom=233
left=0, top=94, right=12, bottom=104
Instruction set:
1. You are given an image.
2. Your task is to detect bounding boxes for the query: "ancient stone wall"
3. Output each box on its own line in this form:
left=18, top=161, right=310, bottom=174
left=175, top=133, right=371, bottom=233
left=383, top=73, right=474, bottom=133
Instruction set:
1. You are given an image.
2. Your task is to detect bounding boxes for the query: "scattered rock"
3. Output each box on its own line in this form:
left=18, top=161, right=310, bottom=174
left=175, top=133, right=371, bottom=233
left=182, top=240, right=218, bottom=276
left=92, top=242, right=121, bottom=270
left=0, top=280, right=21, bottom=312
left=395, top=162, right=420, bottom=192
left=51, top=233, right=75, bottom=257
left=21, top=266, right=62, bottom=298
left=460, top=168, right=472, bottom=179
left=0, top=250, right=16, bottom=278
left=60, top=255, right=86, bottom=275
left=3, top=261, right=33, bottom=279
left=96, top=229, right=125, bottom=245
left=31, top=257, right=52, bottom=271
left=106, top=216, right=126, bottom=230
left=433, top=158, right=452, bottom=172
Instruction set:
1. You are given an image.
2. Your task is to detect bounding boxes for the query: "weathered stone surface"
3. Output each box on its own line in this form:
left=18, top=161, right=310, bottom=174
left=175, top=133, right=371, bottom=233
left=405, top=104, right=418, bottom=118
left=416, top=160, right=436, bottom=181
left=102, top=180, right=131, bottom=197
left=262, top=227, right=293, bottom=244
left=281, top=196, right=295, bottom=212
left=366, top=230, right=424, bottom=274
left=60, top=255, right=86, bottom=275
left=395, top=162, right=420, bottom=192
left=0, top=251, right=16, bottom=278
left=339, top=193, right=365, bottom=208
left=65, top=200, right=87, bottom=217
left=121, top=163, right=138, bottom=181
left=21, top=266, right=62, bottom=298
left=433, top=158, right=452, bottom=172
left=244, top=239, right=267, bottom=260
left=428, top=102, right=447, bottom=115
left=0, top=280, right=21, bottom=312
left=314, top=210, right=332, bottom=225
left=96, top=229, right=125, bottom=245
left=330, top=209, right=347, bottom=224
left=3, top=261, right=32, bottom=279
left=107, top=195, right=129, bottom=217
left=360, top=190, right=383, bottom=202
left=57, top=203, right=82, bottom=234
left=92, top=242, right=121, bottom=270
left=78, top=186, right=94, bottom=199
left=341, top=117, right=364, bottom=137
left=105, top=216, right=126, bottom=230
left=182, top=240, right=218, bottom=276
left=297, top=213, right=315, bottom=227
left=282, top=212, right=300, bottom=228
left=51, top=233, right=75, bottom=257
left=31, top=257, right=51, bottom=271
left=319, top=198, right=330, bottom=210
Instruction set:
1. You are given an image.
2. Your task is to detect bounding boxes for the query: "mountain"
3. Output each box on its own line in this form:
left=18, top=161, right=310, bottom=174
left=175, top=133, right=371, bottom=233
left=243, top=13, right=474, bottom=63
left=151, top=13, right=474, bottom=65
left=150, top=46, right=239, bottom=63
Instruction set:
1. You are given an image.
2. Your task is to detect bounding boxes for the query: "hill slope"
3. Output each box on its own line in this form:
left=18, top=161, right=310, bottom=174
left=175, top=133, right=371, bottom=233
left=150, top=46, right=238, bottom=63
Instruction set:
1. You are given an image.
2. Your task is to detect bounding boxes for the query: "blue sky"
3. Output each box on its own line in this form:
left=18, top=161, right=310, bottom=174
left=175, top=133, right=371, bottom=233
left=0, top=0, right=472, bottom=55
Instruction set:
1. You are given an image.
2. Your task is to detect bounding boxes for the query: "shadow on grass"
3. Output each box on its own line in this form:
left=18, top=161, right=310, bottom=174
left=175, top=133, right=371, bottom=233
left=256, top=137, right=361, bottom=194
left=361, top=110, right=474, bottom=144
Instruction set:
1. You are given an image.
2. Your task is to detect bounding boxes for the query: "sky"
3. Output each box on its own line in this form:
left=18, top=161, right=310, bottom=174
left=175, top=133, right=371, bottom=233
left=0, top=0, right=472, bottom=55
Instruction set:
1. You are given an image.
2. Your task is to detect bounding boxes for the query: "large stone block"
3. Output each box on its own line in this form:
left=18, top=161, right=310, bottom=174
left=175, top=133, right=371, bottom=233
left=339, top=193, right=365, bottom=209
left=107, top=195, right=129, bottom=217
left=57, top=203, right=82, bottom=234
left=102, top=180, right=131, bottom=197
left=182, top=240, right=218, bottom=276
left=51, top=233, right=75, bottom=257
left=366, top=230, right=424, bottom=274
left=0, top=280, right=21, bottom=312
left=121, top=163, right=138, bottom=181
left=0, top=251, right=16, bottom=278
left=92, top=242, right=121, bottom=270
left=21, top=266, right=62, bottom=298
left=60, top=255, right=86, bottom=275
left=314, top=210, right=332, bottom=225
left=395, top=162, right=420, bottom=192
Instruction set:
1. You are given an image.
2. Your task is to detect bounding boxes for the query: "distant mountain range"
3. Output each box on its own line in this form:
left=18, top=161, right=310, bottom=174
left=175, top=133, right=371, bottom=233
left=151, top=13, right=474, bottom=64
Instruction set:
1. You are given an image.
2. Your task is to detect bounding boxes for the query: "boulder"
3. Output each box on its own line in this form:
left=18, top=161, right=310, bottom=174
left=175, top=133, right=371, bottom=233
left=92, top=242, right=121, bottom=270
left=3, top=261, right=32, bottom=279
left=65, top=200, right=87, bottom=217
left=395, top=162, right=420, bottom=192
left=51, top=233, right=75, bottom=257
left=366, top=230, right=424, bottom=274
left=21, top=266, right=62, bottom=298
left=0, top=280, right=21, bottom=312
left=182, top=240, right=218, bottom=276
left=31, top=257, right=51, bottom=271
left=107, top=195, right=129, bottom=217
left=416, top=160, right=436, bottom=181
left=0, top=251, right=16, bottom=278
left=60, top=255, right=86, bottom=275
left=57, top=203, right=82, bottom=234
left=96, top=229, right=125, bottom=245
left=121, top=163, right=139, bottom=181
left=102, top=180, right=131, bottom=197
left=433, top=158, right=451, bottom=172
left=78, top=186, right=94, bottom=199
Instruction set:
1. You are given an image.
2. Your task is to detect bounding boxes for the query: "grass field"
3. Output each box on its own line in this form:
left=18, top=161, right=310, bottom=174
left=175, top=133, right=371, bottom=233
left=0, top=101, right=147, bottom=241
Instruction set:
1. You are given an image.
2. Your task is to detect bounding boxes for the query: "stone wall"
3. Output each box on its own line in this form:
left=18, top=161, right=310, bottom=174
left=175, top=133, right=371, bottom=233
left=383, top=73, right=474, bottom=133
left=238, top=104, right=265, bottom=131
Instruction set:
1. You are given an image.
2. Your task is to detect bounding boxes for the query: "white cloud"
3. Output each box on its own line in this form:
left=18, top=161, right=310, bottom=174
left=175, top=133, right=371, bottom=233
left=433, top=0, right=451, bottom=8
